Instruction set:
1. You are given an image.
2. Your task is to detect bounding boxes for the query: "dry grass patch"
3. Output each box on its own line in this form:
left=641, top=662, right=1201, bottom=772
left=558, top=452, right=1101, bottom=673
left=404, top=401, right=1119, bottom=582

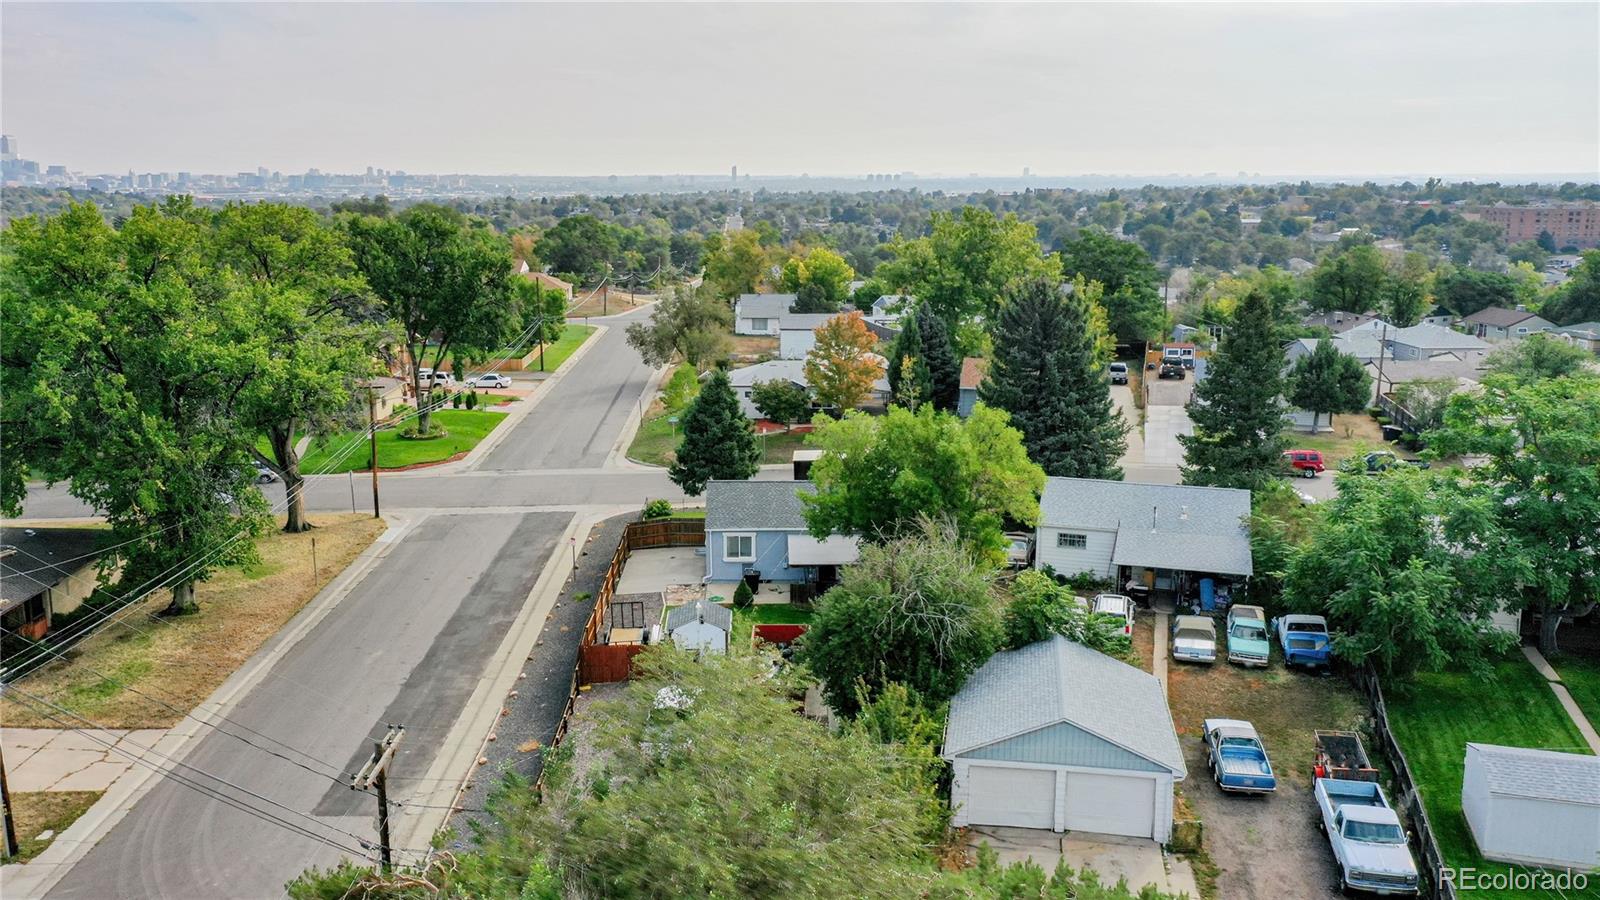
left=728, top=334, right=778, bottom=364
left=566, top=286, right=652, bottom=318
left=5, top=790, right=104, bottom=864
left=1131, top=611, right=1156, bottom=674
left=1281, top=412, right=1386, bottom=467
left=1, top=514, right=385, bottom=729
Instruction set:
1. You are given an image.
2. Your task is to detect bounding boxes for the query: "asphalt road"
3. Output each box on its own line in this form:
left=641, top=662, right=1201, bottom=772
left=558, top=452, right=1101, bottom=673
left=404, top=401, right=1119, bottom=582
left=46, top=511, right=571, bottom=900
left=477, top=306, right=658, bottom=472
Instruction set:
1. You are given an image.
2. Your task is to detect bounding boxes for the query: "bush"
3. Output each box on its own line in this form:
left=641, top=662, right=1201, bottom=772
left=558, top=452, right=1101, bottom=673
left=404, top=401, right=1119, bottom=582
left=465, top=390, right=478, bottom=410
left=642, top=498, right=673, bottom=520
left=1375, top=415, right=1392, bottom=426
left=450, top=391, right=463, bottom=409
left=732, top=579, right=754, bottom=610
left=1367, top=406, right=1385, bottom=418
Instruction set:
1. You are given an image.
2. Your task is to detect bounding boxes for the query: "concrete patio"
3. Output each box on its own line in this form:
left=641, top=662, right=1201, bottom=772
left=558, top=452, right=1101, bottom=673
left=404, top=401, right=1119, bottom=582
left=966, top=826, right=1199, bottom=897
left=614, top=546, right=703, bottom=596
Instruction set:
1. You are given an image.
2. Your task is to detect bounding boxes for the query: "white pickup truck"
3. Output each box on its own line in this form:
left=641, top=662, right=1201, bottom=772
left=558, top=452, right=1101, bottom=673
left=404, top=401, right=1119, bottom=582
left=1314, top=776, right=1420, bottom=895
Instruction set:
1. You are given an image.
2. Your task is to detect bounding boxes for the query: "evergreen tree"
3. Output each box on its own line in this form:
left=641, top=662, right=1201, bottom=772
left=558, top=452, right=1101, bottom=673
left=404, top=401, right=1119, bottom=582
left=1180, top=289, right=1288, bottom=489
left=915, top=300, right=961, bottom=412
left=885, top=311, right=929, bottom=408
left=980, top=278, right=1128, bottom=478
left=668, top=370, right=761, bottom=495
left=1287, top=338, right=1371, bottom=433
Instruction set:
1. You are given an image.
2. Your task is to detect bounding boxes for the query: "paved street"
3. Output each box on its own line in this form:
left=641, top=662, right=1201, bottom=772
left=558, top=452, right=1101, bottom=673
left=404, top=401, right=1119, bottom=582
left=45, top=511, right=571, bottom=899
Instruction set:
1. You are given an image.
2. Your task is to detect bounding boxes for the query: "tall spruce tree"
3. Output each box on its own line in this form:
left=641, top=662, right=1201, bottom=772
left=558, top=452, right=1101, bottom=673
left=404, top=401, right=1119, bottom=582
left=915, top=301, right=961, bottom=412
left=669, top=369, right=762, bottom=495
left=980, top=278, right=1128, bottom=478
left=1179, top=288, right=1288, bottom=489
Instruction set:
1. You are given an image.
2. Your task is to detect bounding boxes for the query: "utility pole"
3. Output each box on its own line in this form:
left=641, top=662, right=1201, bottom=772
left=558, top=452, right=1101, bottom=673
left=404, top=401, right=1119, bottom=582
left=351, top=725, right=403, bottom=872
left=367, top=388, right=381, bottom=519
left=1, top=740, right=19, bottom=859
left=310, top=537, right=318, bottom=588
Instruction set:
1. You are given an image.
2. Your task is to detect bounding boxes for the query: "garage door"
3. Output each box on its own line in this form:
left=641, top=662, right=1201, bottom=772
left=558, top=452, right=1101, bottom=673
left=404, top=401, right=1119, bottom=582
left=1062, top=772, right=1155, bottom=838
left=964, top=766, right=1056, bottom=829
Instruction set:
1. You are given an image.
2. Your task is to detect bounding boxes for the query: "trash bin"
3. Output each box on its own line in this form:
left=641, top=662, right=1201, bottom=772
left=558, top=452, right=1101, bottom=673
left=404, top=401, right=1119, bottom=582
left=742, top=568, right=761, bottom=593
left=1381, top=424, right=1404, bottom=442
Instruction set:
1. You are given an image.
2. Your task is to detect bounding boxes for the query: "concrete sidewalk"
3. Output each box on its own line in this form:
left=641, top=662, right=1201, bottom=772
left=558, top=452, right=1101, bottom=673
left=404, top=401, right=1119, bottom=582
left=1523, top=645, right=1600, bottom=754
left=2, top=728, right=169, bottom=792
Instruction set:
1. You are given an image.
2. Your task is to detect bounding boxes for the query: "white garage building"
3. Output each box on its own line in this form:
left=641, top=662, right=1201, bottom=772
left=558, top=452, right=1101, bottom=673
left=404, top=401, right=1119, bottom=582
left=1462, top=743, right=1600, bottom=870
left=943, top=636, right=1187, bottom=842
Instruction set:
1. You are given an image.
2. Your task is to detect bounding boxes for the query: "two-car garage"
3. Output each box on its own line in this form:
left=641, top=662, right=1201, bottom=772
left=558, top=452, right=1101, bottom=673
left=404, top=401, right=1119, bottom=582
left=942, top=638, right=1187, bottom=843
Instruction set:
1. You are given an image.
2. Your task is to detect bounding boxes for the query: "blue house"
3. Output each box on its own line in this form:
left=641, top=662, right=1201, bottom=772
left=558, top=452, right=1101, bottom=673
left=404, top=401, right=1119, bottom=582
left=703, top=480, right=860, bottom=587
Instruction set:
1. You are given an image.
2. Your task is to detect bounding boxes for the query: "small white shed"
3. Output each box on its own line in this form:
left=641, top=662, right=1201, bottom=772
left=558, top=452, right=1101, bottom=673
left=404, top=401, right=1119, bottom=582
left=1462, top=742, right=1600, bottom=869
left=665, top=599, right=733, bottom=655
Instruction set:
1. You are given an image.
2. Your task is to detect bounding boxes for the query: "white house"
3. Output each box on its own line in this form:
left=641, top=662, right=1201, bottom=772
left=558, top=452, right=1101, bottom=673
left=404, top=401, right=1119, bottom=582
left=778, top=313, right=839, bottom=359
left=665, top=598, right=733, bottom=654
left=726, top=359, right=809, bottom=418
left=1462, top=743, right=1600, bottom=870
left=1384, top=323, right=1489, bottom=361
left=733, top=294, right=796, bottom=336
left=1035, top=478, right=1253, bottom=598
left=943, top=636, right=1187, bottom=841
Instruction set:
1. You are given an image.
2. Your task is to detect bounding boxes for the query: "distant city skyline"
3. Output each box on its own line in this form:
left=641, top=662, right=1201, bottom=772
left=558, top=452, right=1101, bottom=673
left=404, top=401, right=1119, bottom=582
left=3, top=3, right=1597, bottom=179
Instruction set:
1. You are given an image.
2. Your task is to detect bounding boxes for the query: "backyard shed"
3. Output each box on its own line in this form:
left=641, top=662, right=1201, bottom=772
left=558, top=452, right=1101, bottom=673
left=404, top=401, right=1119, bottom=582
left=943, top=636, right=1186, bottom=841
left=665, top=598, right=733, bottom=655
left=1462, top=742, right=1600, bottom=869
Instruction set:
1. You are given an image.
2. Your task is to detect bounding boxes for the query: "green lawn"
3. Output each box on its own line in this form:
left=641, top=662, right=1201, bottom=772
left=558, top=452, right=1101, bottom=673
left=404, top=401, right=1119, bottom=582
left=297, top=409, right=508, bottom=474
left=421, top=324, right=596, bottom=372
left=627, top=363, right=700, bottom=466
left=756, top=429, right=811, bottom=465
left=1386, top=658, right=1592, bottom=899
left=1552, top=653, right=1600, bottom=730
left=731, top=603, right=814, bottom=647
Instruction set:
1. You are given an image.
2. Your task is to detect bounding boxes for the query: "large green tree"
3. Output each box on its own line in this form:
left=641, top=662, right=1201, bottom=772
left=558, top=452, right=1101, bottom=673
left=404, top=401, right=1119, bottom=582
left=800, top=518, right=1001, bottom=715
left=215, top=202, right=376, bottom=532
left=802, top=405, right=1044, bottom=563
left=1283, top=468, right=1521, bottom=678
left=1308, top=243, right=1388, bottom=315
left=1434, top=267, right=1518, bottom=318
left=7, top=199, right=271, bottom=615
left=1001, top=570, right=1134, bottom=660
left=1286, top=338, right=1371, bottom=434
left=624, top=283, right=731, bottom=369
left=533, top=214, right=618, bottom=283
left=701, top=229, right=769, bottom=300
left=1057, top=228, right=1166, bottom=344
left=981, top=278, right=1127, bottom=478
left=668, top=369, right=761, bottom=495
left=515, top=278, right=569, bottom=373
left=877, top=206, right=1060, bottom=350
left=344, top=204, right=518, bottom=434
left=778, top=246, right=855, bottom=309
left=1543, top=250, right=1600, bottom=325
left=1179, top=289, right=1288, bottom=489
left=1483, top=332, right=1593, bottom=384
left=1428, top=374, right=1600, bottom=655
left=885, top=301, right=960, bottom=412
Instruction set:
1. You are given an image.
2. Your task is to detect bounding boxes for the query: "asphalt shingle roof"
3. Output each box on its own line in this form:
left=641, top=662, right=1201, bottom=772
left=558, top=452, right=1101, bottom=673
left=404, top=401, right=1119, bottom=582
left=665, top=598, right=733, bottom=633
left=1388, top=323, right=1489, bottom=352
left=735, top=294, right=796, bottom=320
left=704, top=480, right=813, bottom=532
left=1039, top=478, right=1253, bottom=577
left=1469, top=743, right=1600, bottom=806
left=1462, top=307, right=1540, bottom=328
left=726, top=359, right=807, bottom=388
left=1, top=527, right=107, bottom=606
left=944, top=636, right=1186, bottom=775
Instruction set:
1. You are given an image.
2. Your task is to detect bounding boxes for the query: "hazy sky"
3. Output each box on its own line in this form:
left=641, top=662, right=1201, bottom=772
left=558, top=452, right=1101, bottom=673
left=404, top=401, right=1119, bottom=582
left=4, top=2, right=1597, bottom=178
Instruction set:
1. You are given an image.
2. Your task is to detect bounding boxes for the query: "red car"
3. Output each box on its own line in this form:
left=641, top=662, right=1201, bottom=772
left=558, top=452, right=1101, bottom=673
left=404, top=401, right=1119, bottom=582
left=1282, top=449, right=1326, bottom=478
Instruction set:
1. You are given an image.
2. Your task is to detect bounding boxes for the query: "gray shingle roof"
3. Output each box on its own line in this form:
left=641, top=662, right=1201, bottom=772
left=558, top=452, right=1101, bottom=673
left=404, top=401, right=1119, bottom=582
left=1388, top=323, right=1489, bottom=352
left=778, top=313, right=838, bottom=331
left=1462, top=307, right=1540, bottom=328
left=665, top=598, right=733, bottom=633
left=1468, top=743, right=1600, bottom=805
left=1, top=527, right=107, bottom=607
left=1039, top=478, right=1253, bottom=577
left=735, top=294, right=796, bottom=320
left=944, top=636, right=1186, bottom=775
left=704, top=480, right=813, bottom=532
left=726, top=359, right=807, bottom=388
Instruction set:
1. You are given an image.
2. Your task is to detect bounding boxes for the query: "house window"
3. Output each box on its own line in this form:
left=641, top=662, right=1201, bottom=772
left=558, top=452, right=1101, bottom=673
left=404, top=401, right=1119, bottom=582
left=1056, top=532, right=1088, bottom=549
left=723, top=533, right=755, bottom=562
left=749, top=317, right=769, bottom=331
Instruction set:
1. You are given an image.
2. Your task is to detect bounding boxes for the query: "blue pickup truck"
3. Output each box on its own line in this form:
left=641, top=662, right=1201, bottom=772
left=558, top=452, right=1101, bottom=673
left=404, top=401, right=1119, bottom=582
left=1202, top=718, right=1277, bottom=793
left=1274, top=614, right=1333, bottom=669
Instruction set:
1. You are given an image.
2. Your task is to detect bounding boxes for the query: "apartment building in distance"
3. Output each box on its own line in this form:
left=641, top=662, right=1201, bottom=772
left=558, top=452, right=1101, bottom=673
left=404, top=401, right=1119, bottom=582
left=1476, top=203, right=1600, bottom=249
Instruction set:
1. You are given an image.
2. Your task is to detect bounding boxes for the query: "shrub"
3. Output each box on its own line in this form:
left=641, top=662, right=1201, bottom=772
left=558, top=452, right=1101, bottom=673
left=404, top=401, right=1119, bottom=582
left=642, top=498, right=673, bottom=520
left=732, top=580, right=755, bottom=610
left=465, top=390, right=478, bottom=410
left=1375, top=415, right=1392, bottom=426
left=450, top=391, right=463, bottom=409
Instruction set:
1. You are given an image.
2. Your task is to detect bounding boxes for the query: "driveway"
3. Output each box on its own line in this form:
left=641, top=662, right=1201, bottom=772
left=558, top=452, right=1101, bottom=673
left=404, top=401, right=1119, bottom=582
left=1140, top=374, right=1194, bottom=474
left=966, top=826, right=1198, bottom=897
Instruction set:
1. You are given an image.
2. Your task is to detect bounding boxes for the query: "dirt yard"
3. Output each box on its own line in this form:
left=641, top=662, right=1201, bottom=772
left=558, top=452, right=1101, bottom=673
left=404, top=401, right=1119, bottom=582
left=728, top=334, right=778, bottom=364
left=1, top=514, right=386, bottom=729
left=567, top=285, right=653, bottom=319
left=1166, top=657, right=1369, bottom=900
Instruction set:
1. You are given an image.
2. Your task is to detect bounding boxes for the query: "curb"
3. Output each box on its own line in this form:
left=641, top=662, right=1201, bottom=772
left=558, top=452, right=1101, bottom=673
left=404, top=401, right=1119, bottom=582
left=391, top=506, right=627, bottom=854
left=3, top=513, right=416, bottom=900
left=605, top=363, right=675, bottom=470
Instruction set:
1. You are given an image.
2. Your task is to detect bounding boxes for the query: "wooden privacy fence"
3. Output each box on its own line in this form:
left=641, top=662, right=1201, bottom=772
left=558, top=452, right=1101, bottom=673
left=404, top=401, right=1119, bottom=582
left=1355, top=666, right=1458, bottom=900
left=576, top=518, right=706, bottom=685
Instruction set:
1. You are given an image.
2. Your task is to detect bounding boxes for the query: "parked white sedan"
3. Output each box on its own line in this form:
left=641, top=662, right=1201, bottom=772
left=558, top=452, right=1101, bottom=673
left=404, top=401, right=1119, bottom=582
left=467, top=373, right=512, bottom=389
